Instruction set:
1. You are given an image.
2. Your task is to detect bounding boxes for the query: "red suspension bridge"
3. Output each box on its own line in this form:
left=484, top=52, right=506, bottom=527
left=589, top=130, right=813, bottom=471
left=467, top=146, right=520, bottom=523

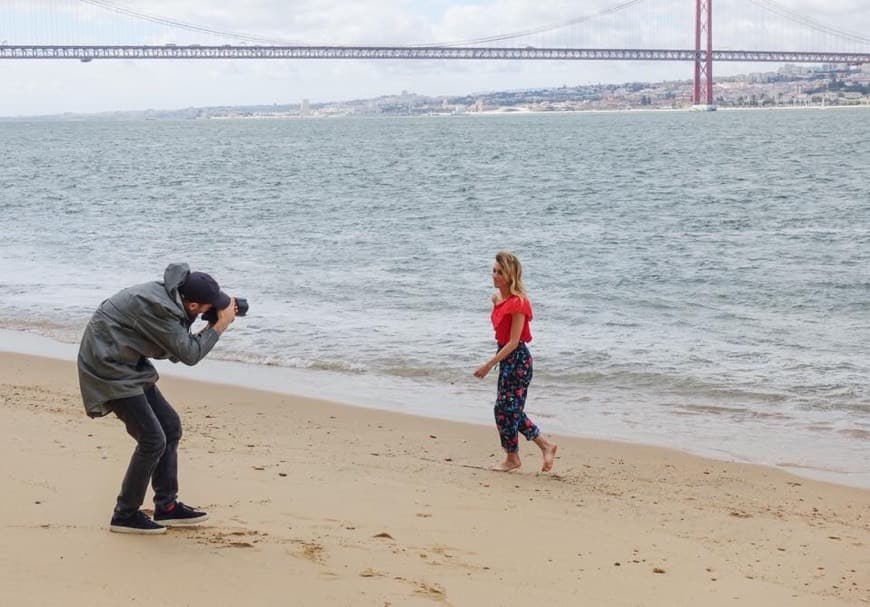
left=1, top=0, right=868, bottom=108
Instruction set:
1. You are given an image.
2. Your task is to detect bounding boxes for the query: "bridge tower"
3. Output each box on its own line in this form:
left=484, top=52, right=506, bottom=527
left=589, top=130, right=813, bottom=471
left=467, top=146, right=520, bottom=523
left=693, top=0, right=715, bottom=109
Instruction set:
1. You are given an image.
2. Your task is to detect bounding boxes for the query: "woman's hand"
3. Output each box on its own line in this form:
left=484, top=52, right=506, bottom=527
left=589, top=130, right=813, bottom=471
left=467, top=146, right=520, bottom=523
left=475, top=313, right=523, bottom=378
left=474, top=361, right=494, bottom=378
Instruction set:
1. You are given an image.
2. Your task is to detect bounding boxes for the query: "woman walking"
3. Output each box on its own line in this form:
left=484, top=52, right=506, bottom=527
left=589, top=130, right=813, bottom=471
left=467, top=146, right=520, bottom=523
left=474, top=251, right=557, bottom=472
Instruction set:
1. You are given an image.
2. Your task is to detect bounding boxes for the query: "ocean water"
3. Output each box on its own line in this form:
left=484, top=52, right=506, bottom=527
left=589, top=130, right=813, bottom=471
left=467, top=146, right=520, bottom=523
left=1, top=109, right=868, bottom=487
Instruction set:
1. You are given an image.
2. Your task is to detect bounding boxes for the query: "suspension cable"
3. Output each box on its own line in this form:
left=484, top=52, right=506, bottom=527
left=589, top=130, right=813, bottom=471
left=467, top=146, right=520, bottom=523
left=77, top=0, right=304, bottom=45
left=79, top=0, right=870, bottom=49
left=747, top=0, right=870, bottom=45
left=78, top=0, right=650, bottom=48
left=417, top=0, right=650, bottom=47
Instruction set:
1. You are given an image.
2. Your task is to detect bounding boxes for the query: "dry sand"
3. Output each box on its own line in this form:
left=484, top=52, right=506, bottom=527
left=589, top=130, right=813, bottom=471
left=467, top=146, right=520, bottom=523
left=1, top=352, right=867, bottom=606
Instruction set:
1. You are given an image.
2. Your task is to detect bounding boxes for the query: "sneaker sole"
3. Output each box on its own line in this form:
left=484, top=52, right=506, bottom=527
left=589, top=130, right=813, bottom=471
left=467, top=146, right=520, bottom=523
left=154, top=514, right=209, bottom=527
left=109, top=524, right=167, bottom=535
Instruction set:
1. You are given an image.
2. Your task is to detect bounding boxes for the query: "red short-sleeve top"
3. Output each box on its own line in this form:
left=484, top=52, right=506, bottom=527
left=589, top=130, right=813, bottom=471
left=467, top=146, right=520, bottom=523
left=491, top=295, right=533, bottom=345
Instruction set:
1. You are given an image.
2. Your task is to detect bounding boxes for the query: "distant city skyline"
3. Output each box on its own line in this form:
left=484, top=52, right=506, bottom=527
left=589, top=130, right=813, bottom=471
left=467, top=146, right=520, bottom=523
left=2, top=0, right=868, bottom=117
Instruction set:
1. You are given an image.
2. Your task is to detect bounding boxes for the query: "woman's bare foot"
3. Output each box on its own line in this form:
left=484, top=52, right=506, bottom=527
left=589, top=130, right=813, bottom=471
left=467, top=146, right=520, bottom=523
left=541, top=443, right=558, bottom=472
left=491, top=453, right=521, bottom=472
left=533, top=436, right=558, bottom=472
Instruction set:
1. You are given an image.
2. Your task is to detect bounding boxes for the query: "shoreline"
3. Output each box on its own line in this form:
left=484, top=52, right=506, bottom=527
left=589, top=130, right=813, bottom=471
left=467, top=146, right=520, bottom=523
left=2, top=327, right=869, bottom=491
left=2, top=327, right=868, bottom=491
left=4, top=102, right=867, bottom=122
left=0, top=349, right=867, bottom=605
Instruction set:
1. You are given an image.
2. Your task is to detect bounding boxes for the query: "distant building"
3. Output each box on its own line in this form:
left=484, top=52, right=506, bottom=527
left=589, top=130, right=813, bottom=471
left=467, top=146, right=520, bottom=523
left=300, top=98, right=310, bottom=116
left=820, top=63, right=848, bottom=73
left=779, top=64, right=811, bottom=78
left=748, top=72, right=777, bottom=83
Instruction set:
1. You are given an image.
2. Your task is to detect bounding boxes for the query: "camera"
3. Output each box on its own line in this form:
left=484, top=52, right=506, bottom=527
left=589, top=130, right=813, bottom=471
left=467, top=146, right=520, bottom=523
left=201, top=297, right=249, bottom=324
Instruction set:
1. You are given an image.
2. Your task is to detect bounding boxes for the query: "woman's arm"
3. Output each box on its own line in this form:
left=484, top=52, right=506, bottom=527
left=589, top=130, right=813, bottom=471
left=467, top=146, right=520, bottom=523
left=474, top=312, right=524, bottom=378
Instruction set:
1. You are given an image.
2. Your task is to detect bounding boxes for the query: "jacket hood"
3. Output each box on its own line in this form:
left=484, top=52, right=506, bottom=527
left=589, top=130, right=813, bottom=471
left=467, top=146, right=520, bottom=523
left=163, top=263, right=191, bottom=299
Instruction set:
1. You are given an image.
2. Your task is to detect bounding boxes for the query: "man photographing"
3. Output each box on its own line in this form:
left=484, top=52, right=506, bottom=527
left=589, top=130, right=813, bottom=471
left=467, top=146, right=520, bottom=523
left=78, top=262, right=237, bottom=534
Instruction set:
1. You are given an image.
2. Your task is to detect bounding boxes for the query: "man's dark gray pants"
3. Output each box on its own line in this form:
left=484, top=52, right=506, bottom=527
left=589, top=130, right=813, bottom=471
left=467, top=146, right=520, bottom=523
left=109, top=385, right=181, bottom=517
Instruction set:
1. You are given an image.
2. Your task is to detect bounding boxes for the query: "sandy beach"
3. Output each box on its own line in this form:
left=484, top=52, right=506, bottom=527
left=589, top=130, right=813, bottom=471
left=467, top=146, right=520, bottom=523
left=1, top=351, right=867, bottom=606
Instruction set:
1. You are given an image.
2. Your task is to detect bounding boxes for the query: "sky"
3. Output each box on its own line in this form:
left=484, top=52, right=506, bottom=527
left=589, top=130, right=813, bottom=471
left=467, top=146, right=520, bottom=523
left=1, top=0, right=868, bottom=116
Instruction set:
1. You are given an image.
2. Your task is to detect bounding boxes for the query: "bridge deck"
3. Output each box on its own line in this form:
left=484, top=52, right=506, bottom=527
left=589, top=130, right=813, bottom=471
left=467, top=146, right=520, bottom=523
left=1, top=45, right=868, bottom=64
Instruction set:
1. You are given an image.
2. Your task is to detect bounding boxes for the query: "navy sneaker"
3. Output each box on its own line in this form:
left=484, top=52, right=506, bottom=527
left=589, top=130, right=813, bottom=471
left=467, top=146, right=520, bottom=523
left=109, top=510, right=166, bottom=535
left=153, top=501, right=209, bottom=526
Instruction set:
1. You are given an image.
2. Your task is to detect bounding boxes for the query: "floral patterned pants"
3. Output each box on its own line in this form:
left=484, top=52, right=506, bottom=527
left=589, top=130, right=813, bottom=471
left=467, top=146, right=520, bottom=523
left=494, top=342, right=540, bottom=452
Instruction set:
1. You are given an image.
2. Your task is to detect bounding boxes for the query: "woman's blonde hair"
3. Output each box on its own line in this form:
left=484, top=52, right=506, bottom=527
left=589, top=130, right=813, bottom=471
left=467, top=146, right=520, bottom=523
left=495, top=251, right=526, bottom=299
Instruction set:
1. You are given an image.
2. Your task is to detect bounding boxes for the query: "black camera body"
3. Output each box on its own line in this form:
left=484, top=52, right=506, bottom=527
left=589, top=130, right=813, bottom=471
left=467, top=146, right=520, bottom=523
left=201, top=297, right=249, bottom=324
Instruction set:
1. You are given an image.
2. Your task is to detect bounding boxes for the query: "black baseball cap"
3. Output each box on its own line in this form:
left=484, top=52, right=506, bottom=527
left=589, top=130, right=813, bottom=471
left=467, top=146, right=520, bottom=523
left=179, top=271, right=231, bottom=310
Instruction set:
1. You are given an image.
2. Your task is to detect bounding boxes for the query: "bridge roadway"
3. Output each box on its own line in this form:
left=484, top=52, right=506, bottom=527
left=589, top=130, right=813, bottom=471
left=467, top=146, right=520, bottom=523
left=1, top=45, right=868, bottom=64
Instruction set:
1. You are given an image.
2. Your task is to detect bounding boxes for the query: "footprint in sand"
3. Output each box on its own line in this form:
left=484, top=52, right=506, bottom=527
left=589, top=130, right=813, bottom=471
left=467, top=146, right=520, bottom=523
left=176, top=527, right=264, bottom=549
left=359, top=568, right=385, bottom=578
left=301, top=542, right=325, bottom=562
left=413, top=580, right=447, bottom=601
left=392, top=577, right=447, bottom=602
left=286, top=539, right=326, bottom=563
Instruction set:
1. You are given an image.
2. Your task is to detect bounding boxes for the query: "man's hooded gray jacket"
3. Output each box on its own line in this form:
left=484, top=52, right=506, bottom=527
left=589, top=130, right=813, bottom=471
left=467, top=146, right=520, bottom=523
left=77, top=263, right=221, bottom=418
